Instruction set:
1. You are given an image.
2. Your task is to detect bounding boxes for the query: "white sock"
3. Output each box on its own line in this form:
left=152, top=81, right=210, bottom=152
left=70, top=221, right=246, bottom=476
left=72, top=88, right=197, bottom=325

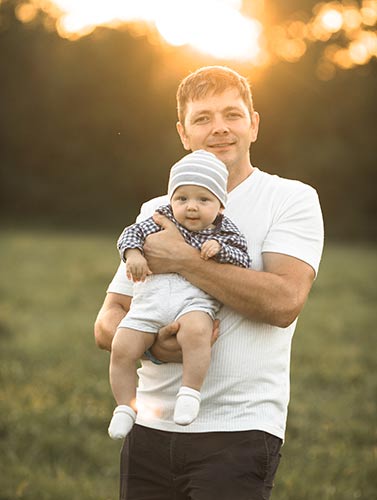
left=108, top=405, right=136, bottom=440
left=174, top=386, right=201, bottom=426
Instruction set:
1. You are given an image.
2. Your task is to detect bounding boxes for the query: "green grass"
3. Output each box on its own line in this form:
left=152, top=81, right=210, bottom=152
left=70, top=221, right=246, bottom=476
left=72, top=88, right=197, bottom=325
left=275, top=243, right=377, bottom=499
left=0, top=230, right=376, bottom=499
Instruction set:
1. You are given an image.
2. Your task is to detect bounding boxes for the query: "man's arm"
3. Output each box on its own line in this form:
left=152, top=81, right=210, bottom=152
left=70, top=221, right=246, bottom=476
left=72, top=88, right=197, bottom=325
left=94, top=289, right=187, bottom=362
left=94, top=292, right=132, bottom=351
left=181, top=250, right=313, bottom=328
left=144, top=214, right=315, bottom=328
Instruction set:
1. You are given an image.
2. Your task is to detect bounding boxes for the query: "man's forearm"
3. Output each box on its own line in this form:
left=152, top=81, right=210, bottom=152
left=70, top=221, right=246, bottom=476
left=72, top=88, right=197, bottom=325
left=176, top=247, right=312, bottom=328
left=144, top=215, right=314, bottom=328
left=94, top=308, right=123, bottom=351
left=94, top=294, right=131, bottom=351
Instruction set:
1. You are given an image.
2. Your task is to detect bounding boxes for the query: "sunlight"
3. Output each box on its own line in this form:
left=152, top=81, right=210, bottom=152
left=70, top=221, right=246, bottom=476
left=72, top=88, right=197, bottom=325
left=343, top=5, right=363, bottom=31
left=362, top=0, right=377, bottom=25
left=15, top=2, right=38, bottom=23
left=320, top=8, right=343, bottom=33
left=349, top=39, right=370, bottom=64
left=54, top=0, right=157, bottom=39
left=18, top=0, right=377, bottom=77
left=42, top=0, right=263, bottom=62
left=134, top=398, right=163, bottom=419
left=155, top=0, right=262, bottom=61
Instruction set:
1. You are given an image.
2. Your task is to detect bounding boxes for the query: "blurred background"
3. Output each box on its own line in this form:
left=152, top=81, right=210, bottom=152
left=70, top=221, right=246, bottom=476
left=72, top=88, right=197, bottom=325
left=0, top=0, right=376, bottom=238
left=0, top=1, right=376, bottom=499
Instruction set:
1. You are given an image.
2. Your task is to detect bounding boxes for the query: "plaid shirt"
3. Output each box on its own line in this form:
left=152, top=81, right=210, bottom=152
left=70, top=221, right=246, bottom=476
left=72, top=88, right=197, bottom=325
left=117, top=205, right=251, bottom=269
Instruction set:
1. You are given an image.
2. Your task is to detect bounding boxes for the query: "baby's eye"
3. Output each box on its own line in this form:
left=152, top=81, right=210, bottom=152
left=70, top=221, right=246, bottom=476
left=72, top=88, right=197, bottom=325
left=200, top=197, right=209, bottom=202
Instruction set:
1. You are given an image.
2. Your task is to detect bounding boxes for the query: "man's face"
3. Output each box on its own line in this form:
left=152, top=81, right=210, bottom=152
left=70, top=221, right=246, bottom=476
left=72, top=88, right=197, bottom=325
left=177, top=88, right=259, bottom=172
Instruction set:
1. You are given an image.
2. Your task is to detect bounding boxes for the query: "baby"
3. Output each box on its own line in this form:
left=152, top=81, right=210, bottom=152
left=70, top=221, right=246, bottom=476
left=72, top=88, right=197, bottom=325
left=108, top=150, right=250, bottom=439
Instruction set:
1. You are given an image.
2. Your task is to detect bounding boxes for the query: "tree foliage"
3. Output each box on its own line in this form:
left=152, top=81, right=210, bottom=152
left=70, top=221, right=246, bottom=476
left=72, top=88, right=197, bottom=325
left=0, top=0, right=376, bottom=239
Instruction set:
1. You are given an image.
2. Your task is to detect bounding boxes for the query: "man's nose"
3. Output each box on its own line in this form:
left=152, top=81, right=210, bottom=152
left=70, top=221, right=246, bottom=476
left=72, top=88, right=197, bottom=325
left=212, top=116, right=230, bottom=135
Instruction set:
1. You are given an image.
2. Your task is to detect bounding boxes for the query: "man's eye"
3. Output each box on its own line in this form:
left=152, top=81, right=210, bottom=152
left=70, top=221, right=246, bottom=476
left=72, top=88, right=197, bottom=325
left=227, top=112, right=241, bottom=119
left=194, top=116, right=209, bottom=123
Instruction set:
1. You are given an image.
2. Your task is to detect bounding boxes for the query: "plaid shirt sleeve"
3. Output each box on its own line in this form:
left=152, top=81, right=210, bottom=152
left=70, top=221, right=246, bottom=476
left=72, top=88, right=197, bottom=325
left=117, top=216, right=161, bottom=262
left=212, top=216, right=251, bottom=269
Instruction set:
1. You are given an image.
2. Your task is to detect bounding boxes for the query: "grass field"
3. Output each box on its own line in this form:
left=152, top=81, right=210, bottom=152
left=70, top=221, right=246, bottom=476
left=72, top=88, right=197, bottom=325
left=0, top=229, right=376, bottom=499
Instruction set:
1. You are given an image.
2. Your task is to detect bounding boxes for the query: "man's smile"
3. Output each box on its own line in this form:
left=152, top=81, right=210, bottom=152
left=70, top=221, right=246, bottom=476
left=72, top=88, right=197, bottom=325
left=208, top=141, right=235, bottom=148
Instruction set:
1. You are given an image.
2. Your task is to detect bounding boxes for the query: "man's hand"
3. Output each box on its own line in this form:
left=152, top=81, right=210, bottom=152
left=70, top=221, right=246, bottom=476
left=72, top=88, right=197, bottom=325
left=150, top=319, right=220, bottom=363
left=143, top=213, right=192, bottom=274
left=201, top=239, right=221, bottom=260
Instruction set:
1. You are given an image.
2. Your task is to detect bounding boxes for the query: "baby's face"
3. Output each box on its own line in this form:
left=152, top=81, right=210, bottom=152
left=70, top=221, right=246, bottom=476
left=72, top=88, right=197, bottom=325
left=171, top=185, right=222, bottom=231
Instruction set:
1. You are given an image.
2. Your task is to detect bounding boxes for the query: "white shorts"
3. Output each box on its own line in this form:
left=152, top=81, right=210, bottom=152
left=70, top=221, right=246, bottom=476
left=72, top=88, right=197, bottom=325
left=118, top=273, right=221, bottom=334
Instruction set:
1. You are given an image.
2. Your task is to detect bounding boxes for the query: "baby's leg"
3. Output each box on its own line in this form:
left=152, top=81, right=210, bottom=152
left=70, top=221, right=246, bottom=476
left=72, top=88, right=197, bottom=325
left=110, top=327, right=154, bottom=406
left=108, top=327, right=154, bottom=439
left=174, top=311, right=213, bottom=425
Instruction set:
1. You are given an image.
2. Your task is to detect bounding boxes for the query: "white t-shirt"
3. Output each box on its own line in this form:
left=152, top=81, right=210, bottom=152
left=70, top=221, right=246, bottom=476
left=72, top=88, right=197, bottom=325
left=107, top=168, right=324, bottom=440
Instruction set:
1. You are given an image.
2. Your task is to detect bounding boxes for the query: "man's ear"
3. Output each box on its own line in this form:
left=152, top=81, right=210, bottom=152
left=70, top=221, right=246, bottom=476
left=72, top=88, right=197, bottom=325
left=176, top=122, right=191, bottom=151
left=250, top=111, right=260, bottom=143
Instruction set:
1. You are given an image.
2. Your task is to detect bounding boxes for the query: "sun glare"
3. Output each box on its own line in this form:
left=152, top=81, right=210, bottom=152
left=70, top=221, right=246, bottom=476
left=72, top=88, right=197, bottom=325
left=39, top=0, right=263, bottom=62
left=155, top=0, right=262, bottom=61
left=320, top=8, right=344, bottom=32
left=18, top=0, right=377, bottom=77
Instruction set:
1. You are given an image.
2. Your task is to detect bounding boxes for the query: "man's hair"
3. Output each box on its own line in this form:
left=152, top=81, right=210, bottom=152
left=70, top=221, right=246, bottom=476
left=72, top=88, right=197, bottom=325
left=176, top=65, right=254, bottom=125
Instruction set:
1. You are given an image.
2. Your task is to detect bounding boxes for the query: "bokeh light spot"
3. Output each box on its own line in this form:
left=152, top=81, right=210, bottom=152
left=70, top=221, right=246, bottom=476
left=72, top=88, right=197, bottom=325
left=15, top=2, right=38, bottom=23
left=320, top=8, right=343, bottom=32
left=12, top=0, right=377, bottom=74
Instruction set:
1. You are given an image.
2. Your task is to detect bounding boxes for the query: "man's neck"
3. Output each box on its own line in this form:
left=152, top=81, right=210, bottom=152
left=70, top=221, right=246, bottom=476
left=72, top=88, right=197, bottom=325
left=228, top=164, right=255, bottom=193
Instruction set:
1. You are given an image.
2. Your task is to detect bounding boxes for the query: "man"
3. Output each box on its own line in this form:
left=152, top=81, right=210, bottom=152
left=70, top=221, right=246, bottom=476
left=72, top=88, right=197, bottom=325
left=94, top=66, right=324, bottom=500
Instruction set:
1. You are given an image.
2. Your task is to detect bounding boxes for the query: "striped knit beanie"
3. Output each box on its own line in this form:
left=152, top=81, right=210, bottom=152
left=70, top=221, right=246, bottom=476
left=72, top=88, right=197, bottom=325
left=168, top=150, right=228, bottom=207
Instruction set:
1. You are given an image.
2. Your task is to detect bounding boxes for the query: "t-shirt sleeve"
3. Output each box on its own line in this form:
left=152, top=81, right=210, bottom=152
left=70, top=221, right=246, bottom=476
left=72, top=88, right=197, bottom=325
left=262, top=184, right=324, bottom=276
left=106, top=261, right=133, bottom=296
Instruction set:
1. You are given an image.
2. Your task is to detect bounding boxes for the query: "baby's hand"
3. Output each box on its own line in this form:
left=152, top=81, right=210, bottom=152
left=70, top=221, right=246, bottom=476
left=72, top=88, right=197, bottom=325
left=200, top=239, right=221, bottom=260
left=125, top=249, right=152, bottom=282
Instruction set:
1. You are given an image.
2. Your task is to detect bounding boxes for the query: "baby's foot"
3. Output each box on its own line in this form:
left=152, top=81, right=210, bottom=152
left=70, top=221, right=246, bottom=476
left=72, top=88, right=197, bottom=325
left=174, top=386, right=201, bottom=426
left=108, top=405, right=136, bottom=440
